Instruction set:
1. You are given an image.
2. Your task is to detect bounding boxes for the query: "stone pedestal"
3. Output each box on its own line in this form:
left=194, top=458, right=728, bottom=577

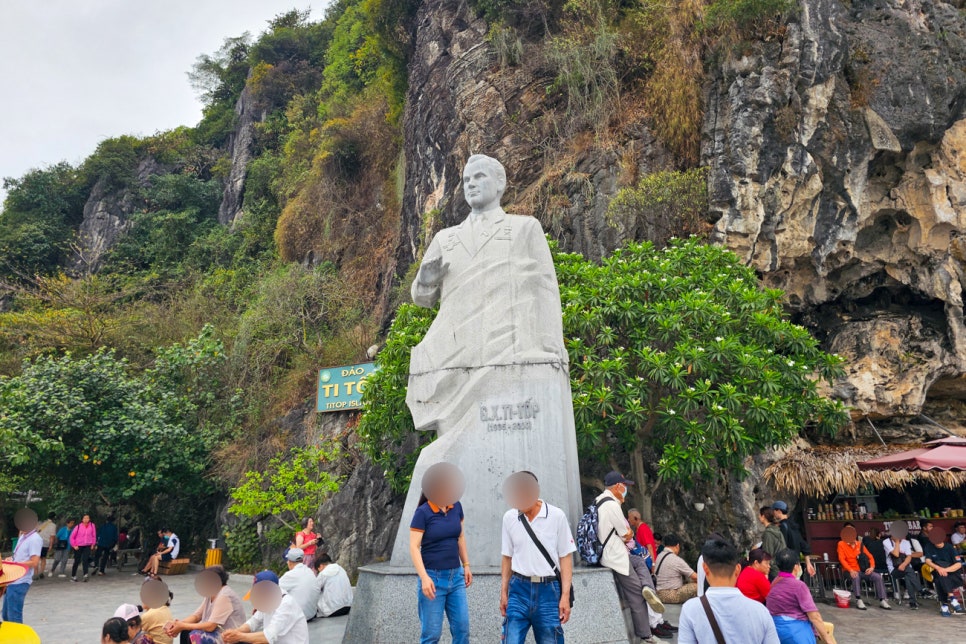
left=343, top=564, right=631, bottom=643
left=390, top=362, right=583, bottom=568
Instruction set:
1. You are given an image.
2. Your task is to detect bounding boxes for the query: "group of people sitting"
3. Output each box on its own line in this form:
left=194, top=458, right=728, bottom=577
left=99, top=547, right=353, bottom=644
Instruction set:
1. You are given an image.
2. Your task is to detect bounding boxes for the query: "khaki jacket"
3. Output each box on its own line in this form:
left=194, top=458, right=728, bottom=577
left=596, top=489, right=631, bottom=576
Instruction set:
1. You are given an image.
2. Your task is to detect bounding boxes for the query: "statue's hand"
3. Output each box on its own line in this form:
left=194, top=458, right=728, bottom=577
left=418, top=255, right=448, bottom=287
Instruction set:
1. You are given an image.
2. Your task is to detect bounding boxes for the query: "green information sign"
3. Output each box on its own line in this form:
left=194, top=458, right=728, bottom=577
left=317, top=362, right=376, bottom=412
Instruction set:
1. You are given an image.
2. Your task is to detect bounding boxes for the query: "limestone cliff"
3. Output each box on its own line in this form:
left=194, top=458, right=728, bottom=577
left=399, top=0, right=966, bottom=440
left=705, top=0, right=966, bottom=435
left=217, top=82, right=259, bottom=226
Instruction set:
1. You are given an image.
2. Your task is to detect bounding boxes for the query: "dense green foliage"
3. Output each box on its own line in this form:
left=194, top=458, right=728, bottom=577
left=608, top=167, right=710, bottom=246
left=357, top=303, right=437, bottom=492
left=359, top=239, right=849, bottom=494
left=229, top=445, right=343, bottom=531
left=0, top=327, right=230, bottom=508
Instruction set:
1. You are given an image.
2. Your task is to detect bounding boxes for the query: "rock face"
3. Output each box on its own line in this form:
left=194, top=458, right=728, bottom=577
left=73, top=157, right=168, bottom=273
left=705, top=0, right=966, bottom=433
left=217, top=83, right=259, bottom=225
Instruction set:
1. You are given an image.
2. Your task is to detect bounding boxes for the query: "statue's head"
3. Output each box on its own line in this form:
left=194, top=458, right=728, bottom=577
left=462, top=154, right=506, bottom=211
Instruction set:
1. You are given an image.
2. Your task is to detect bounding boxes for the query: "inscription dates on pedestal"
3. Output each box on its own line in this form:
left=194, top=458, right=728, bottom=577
left=479, top=398, right=539, bottom=432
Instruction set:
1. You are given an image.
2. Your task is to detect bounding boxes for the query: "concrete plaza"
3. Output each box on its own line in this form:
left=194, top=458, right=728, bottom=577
left=12, top=566, right=966, bottom=643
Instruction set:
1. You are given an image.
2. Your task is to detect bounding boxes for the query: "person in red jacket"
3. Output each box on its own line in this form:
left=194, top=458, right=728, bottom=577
left=627, top=509, right=658, bottom=565
left=837, top=525, right=890, bottom=610
left=737, top=548, right=772, bottom=603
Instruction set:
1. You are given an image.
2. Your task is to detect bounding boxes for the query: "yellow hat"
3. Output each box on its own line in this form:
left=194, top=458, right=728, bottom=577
left=0, top=562, right=28, bottom=587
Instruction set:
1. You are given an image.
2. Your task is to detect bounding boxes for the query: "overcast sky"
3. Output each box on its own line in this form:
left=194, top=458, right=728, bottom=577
left=0, top=0, right=329, bottom=199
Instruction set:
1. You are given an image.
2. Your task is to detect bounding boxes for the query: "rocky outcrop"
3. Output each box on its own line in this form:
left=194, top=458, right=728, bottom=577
left=217, top=82, right=259, bottom=225
left=705, top=0, right=966, bottom=432
left=73, top=157, right=168, bottom=273
left=398, top=0, right=672, bottom=267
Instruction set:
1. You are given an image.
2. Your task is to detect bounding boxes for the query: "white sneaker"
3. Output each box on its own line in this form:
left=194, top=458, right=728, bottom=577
left=903, top=592, right=910, bottom=600
left=880, top=599, right=892, bottom=610
left=57, top=574, right=66, bottom=578
left=856, top=598, right=867, bottom=610
left=642, top=587, right=666, bottom=614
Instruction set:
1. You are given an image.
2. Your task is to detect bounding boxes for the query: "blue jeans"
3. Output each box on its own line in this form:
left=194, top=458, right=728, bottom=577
left=502, top=575, right=564, bottom=644
left=1, top=581, right=30, bottom=623
left=417, top=567, right=469, bottom=644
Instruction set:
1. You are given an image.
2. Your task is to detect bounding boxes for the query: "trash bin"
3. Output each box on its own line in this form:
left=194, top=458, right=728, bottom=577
left=205, top=548, right=223, bottom=567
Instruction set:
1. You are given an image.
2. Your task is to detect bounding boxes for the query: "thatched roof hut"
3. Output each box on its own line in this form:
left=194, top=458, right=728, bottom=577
left=763, top=444, right=966, bottom=497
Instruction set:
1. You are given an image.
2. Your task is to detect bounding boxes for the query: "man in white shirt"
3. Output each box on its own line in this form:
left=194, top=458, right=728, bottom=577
left=883, top=532, right=922, bottom=609
left=678, top=537, right=779, bottom=644
left=952, top=522, right=966, bottom=547
left=278, top=549, right=320, bottom=621
left=500, top=471, right=576, bottom=644
left=596, top=472, right=664, bottom=642
left=314, top=553, right=352, bottom=618
left=224, top=571, right=308, bottom=644
left=2, top=509, right=43, bottom=624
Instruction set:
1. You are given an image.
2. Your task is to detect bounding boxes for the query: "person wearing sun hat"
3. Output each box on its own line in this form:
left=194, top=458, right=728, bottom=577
left=223, top=570, right=308, bottom=644
left=0, top=561, right=41, bottom=643
left=114, top=603, right=154, bottom=644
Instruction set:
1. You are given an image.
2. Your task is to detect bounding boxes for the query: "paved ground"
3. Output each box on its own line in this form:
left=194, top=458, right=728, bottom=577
left=15, top=568, right=966, bottom=643
left=21, top=568, right=347, bottom=643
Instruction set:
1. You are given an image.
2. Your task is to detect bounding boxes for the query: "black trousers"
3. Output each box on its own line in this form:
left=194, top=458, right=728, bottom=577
left=96, top=546, right=113, bottom=572
left=71, top=546, right=92, bottom=577
left=933, top=569, right=964, bottom=600
left=891, top=567, right=922, bottom=599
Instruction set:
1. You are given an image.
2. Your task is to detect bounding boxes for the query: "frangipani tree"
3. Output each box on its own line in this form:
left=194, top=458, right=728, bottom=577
left=555, top=238, right=849, bottom=518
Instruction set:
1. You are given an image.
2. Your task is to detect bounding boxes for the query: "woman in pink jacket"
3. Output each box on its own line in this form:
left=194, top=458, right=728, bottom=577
left=69, top=514, right=97, bottom=582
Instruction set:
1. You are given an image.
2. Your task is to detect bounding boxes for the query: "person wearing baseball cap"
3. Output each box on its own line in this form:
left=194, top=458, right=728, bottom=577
left=279, top=548, right=320, bottom=621
left=0, top=562, right=40, bottom=644
left=224, top=570, right=308, bottom=644
left=114, top=604, right=152, bottom=644
left=772, top=501, right=815, bottom=579
left=596, top=472, right=666, bottom=642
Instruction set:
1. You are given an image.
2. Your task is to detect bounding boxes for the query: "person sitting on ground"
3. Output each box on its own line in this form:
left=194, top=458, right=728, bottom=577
left=759, top=507, right=787, bottom=580
left=737, top=548, right=773, bottom=604
left=861, top=527, right=889, bottom=575
left=653, top=534, right=698, bottom=604
left=836, top=525, right=891, bottom=611
left=144, top=528, right=179, bottom=578
left=114, top=604, right=155, bottom=644
left=882, top=529, right=921, bottom=610
left=951, top=522, right=966, bottom=548
left=923, top=527, right=965, bottom=617
left=163, top=565, right=245, bottom=643
left=140, top=578, right=174, bottom=644
left=223, top=571, right=308, bottom=644
left=314, top=553, right=353, bottom=618
left=678, top=536, right=779, bottom=644
left=103, top=617, right=132, bottom=644
left=766, top=549, right=836, bottom=644
left=279, top=548, right=320, bottom=621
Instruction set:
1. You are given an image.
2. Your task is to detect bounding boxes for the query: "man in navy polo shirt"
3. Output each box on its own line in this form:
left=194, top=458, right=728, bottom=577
left=500, top=471, right=576, bottom=644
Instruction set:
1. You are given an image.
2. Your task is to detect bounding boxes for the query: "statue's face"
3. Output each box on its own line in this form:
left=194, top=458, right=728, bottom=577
left=463, top=160, right=503, bottom=210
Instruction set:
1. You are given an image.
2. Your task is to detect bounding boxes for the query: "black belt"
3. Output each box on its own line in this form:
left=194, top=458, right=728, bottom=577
left=513, top=572, right=557, bottom=584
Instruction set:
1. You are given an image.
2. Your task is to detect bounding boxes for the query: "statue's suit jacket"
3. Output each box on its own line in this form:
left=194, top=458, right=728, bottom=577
left=407, top=208, right=567, bottom=430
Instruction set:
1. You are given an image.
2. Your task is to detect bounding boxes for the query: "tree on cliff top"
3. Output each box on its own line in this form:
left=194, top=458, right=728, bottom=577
left=359, top=238, right=849, bottom=513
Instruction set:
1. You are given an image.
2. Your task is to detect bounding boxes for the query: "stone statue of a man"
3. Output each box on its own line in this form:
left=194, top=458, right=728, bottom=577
left=406, top=154, right=569, bottom=432
left=390, top=154, right=582, bottom=569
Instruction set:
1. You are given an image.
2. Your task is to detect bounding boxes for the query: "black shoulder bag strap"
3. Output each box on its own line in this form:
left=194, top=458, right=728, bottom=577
left=653, top=551, right=670, bottom=579
left=518, top=511, right=575, bottom=607
left=700, top=594, right=727, bottom=644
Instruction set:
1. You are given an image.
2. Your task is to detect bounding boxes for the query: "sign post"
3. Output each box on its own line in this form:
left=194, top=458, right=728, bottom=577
left=316, top=362, right=376, bottom=412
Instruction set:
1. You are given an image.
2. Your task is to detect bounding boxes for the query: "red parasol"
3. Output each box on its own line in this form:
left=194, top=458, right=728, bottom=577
left=856, top=436, right=966, bottom=472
